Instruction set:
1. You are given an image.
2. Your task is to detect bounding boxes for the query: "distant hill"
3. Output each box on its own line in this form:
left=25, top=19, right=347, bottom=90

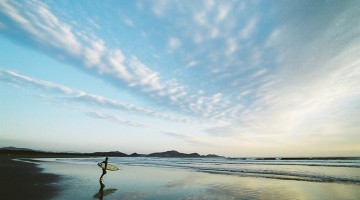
left=148, top=150, right=201, bottom=157
left=0, top=146, right=223, bottom=158
left=91, top=151, right=128, bottom=157
left=0, top=146, right=36, bottom=151
left=129, top=153, right=146, bottom=157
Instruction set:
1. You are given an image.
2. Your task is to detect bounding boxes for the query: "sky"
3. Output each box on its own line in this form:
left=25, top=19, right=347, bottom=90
left=0, top=0, right=359, bottom=157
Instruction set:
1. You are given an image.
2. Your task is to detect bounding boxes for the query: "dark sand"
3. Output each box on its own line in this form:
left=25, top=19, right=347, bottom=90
left=0, top=155, right=59, bottom=200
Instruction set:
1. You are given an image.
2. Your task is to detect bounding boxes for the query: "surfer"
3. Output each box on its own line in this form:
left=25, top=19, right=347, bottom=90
left=100, top=157, right=108, bottom=181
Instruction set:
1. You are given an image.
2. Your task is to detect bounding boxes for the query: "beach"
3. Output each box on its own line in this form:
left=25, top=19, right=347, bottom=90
left=0, top=155, right=59, bottom=200
left=2, top=156, right=359, bottom=200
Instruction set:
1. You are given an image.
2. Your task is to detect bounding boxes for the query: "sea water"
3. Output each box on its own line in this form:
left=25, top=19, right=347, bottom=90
left=36, top=157, right=360, bottom=200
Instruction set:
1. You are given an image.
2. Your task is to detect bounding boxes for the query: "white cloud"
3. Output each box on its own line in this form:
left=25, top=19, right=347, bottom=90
left=107, top=49, right=131, bottom=81
left=225, top=38, right=237, bottom=56
left=209, top=27, right=220, bottom=38
left=186, top=60, right=198, bottom=68
left=87, top=111, right=148, bottom=128
left=203, top=0, right=215, bottom=11
left=211, top=93, right=222, bottom=104
left=87, top=18, right=101, bottom=30
left=0, top=0, right=82, bottom=56
left=239, top=16, right=257, bottom=39
left=192, top=31, right=204, bottom=44
left=0, top=69, right=75, bottom=95
left=216, top=4, right=231, bottom=23
left=122, top=16, right=135, bottom=27
left=167, top=37, right=181, bottom=52
left=194, top=11, right=207, bottom=26
left=265, top=28, right=282, bottom=48
left=127, top=56, right=164, bottom=92
left=83, top=39, right=106, bottom=67
left=251, top=68, right=268, bottom=78
left=151, top=0, right=169, bottom=17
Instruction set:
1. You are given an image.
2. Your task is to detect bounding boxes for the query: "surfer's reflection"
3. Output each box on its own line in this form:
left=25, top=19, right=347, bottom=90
left=94, top=179, right=117, bottom=200
left=97, top=179, right=106, bottom=200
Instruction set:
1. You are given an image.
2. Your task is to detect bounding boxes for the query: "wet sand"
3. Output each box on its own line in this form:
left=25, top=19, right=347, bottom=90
left=0, top=155, right=59, bottom=200
left=1, top=155, right=359, bottom=199
left=33, top=157, right=360, bottom=200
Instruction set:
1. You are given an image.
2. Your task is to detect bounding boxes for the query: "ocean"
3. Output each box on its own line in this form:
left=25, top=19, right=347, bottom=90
left=36, top=157, right=360, bottom=199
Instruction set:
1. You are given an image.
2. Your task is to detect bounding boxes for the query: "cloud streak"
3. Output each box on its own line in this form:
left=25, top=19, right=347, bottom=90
left=87, top=111, right=148, bottom=128
left=0, top=68, right=192, bottom=125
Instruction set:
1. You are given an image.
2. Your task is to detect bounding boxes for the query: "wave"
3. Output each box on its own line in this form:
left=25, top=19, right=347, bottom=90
left=52, top=157, right=360, bottom=184
left=112, top=157, right=360, bottom=184
left=114, top=157, right=360, bottom=168
left=199, top=167, right=360, bottom=184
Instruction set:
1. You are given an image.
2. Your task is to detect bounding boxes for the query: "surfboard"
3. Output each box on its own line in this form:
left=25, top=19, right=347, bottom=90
left=97, top=162, right=119, bottom=171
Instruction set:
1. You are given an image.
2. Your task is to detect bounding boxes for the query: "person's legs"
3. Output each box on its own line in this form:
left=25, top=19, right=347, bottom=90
left=100, top=169, right=107, bottom=181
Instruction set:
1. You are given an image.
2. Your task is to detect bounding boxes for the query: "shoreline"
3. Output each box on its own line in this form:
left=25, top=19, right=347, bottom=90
left=0, top=155, right=60, bottom=200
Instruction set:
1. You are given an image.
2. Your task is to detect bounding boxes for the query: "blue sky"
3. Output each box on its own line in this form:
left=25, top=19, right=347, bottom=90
left=0, top=0, right=359, bottom=157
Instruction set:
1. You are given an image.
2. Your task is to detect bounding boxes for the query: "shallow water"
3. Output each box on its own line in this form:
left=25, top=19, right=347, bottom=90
left=34, top=157, right=360, bottom=200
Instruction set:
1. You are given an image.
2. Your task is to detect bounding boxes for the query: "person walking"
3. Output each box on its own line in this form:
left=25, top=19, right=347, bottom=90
left=100, top=157, right=108, bottom=181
